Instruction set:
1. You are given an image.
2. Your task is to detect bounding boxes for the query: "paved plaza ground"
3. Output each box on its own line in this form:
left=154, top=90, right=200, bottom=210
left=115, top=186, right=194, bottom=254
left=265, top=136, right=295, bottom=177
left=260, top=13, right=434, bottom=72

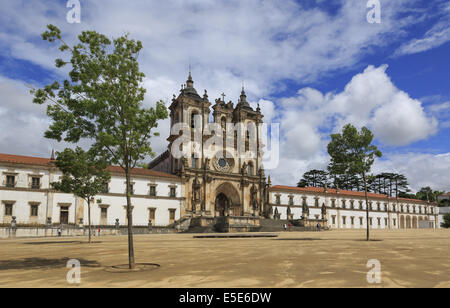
left=0, top=229, right=449, bottom=288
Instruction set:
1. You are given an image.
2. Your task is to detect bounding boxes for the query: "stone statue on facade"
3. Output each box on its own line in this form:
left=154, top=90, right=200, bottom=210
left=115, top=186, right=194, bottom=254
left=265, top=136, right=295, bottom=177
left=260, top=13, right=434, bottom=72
left=250, top=185, right=259, bottom=210
left=321, top=202, right=327, bottom=220
left=192, top=175, right=201, bottom=202
left=180, top=157, right=187, bottom=172
left=302, top=201, right=310, bottom=219
left=241, top=162, right=247, bottom=175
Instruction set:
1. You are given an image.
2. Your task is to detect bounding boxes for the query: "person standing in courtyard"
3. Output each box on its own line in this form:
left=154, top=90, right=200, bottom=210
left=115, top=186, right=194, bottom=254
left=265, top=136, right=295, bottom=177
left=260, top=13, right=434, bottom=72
left=317, top=223, right=321, bottom=231
left=57, top=226, right=62, bottom=237
left=283, top=223, right=287, bottom=231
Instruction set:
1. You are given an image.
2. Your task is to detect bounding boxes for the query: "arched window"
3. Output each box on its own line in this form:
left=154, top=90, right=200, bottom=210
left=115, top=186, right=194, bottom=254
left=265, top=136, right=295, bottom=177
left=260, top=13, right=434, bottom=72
left=245, top=130, right=250, bottom=152
left=191, top=113, right=195, bottom=129
left=191, top=112, right=200, bottom=129
left=247, top=162, right=254, bottom=175
left=173, top=111, right=180, bottom=125
left=191, top=154, right=197, bottom=169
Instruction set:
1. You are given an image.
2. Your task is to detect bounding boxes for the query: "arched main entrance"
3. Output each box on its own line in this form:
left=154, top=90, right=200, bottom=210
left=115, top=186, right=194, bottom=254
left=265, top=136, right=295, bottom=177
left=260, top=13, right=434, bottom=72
left=216, top=193, right=229, bottom=217
left=215, top=182, right=242, bottom=217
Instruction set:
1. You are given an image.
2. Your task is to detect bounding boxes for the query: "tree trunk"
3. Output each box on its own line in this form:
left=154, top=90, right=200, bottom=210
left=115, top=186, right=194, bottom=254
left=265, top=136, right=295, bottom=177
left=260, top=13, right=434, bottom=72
left=363, top=173, right=370, bottom=241
left=88, top=198, right=92, bottom=244
left=125, top=168, right=135, bottom=269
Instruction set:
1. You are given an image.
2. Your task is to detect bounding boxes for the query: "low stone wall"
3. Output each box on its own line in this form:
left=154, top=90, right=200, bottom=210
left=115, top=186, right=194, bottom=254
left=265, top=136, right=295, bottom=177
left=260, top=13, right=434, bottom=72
left=0, top=226, right=176, bottom=239
left=215, top=216, right=261, bottom=233
left=292, top=218, right=328, bottom=229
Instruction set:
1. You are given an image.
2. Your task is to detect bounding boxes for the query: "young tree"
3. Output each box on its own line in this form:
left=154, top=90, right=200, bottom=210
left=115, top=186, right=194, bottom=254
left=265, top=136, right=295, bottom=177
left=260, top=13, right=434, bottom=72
left=327, top=124, right=382, bottom=241
left=32, top=25, right=168, bottom=269
left=52, top=147, right=110, bottom=243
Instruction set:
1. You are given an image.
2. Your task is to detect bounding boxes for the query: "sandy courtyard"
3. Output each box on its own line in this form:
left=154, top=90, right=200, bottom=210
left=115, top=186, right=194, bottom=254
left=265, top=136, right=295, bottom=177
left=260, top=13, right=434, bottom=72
left=0, top=229, right=449, bottom=288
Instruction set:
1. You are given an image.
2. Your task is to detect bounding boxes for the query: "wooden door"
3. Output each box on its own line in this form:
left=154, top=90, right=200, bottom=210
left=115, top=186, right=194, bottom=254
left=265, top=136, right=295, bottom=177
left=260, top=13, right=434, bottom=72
left=60, top=207, right=69, bottom=224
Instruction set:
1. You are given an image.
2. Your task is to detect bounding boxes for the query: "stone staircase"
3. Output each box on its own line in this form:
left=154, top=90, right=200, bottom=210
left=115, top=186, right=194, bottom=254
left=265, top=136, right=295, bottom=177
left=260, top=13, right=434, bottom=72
left=183, top=224, right=218, bottom=233
left=180, top=218, right=326, bottom=233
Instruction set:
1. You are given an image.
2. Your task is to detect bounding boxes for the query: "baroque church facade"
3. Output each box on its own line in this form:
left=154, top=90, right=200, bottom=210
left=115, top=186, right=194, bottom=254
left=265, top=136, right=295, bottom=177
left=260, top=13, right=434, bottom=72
left=0, top=73, right=440, bottom=233
left=148, top=73, right=268, bottom=224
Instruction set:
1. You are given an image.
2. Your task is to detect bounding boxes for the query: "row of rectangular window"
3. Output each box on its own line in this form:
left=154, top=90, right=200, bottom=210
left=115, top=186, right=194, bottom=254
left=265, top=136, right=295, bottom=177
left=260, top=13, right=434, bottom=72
left=102, top=184, right=176, bottom=198
left=3, top=175, right=41, bottom=189
left=3, top=177, right=177, bottom=198
left=3, top=203, right=39, bottom=217
left=2, top=203, right=176, bottom=223
left=275, top=195, right=434, bottom=213
left=100, top=207, right=176, bottom=222
left=332, top=216, right=397, bottom=227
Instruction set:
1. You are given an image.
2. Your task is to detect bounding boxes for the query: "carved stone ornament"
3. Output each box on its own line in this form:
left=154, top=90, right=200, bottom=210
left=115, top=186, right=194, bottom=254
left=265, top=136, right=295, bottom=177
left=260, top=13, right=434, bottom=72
left=213, top=157, right=231, bottom=173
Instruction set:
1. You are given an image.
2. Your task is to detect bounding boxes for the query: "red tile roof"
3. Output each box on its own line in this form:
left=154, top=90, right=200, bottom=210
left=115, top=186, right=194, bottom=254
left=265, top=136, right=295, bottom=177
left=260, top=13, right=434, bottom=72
left=270, top=185, right=429, bottom=204
left=0, top=153, right=54, bottom=167
left=0, top=153, right=178, bottom=179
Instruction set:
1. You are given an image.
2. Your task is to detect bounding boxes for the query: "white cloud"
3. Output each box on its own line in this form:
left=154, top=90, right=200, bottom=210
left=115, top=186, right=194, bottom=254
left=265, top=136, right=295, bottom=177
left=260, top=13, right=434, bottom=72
left=429, top=101, right=450, bottom=113
left=373, top=153, right=450, bottom=192
left=267, top=65, right=439, bottom=186
left=333, top=65, right=437, bottom=145
left=0, top=76, right=54, bottom=157
left=395, top=1, right=450, bottom=56
left=371, top=92, right=438, bottom=145
left=0, top=0, right=431, bottom=95
left=396, top=25, right=450, bottom=56
left=0, top=0, right=446, bottom=191
left=277, top=65, right=437, bottom=148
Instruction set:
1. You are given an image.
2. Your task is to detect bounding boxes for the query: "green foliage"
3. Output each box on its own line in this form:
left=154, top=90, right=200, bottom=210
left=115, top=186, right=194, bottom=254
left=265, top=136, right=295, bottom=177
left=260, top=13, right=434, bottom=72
left=33, top=24, right=168, bottom=267
left=369, top=173, right=410, bottom=197
left=416, top=187, right=442, bottom=203
left=51, top=147, right=110, bottom=243
left=327, top=124, right=382, bottom=241
left=438, top=198, right=450, bottom=207
left=32, top=24, right=168, bottom=170
left=297, top=169, right=329, bottom=188
left=442, top=213, right=450, bottom=228
left=51, top=147, right=110, bottom=201
left=327, top=124, right=382, bottom=178
left=398, top=192, right=417, bottom=199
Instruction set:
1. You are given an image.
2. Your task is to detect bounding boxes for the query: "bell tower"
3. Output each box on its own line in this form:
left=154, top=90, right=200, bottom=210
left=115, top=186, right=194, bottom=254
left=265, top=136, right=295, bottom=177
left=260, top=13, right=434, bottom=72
left=167, top=72, right=211, bottom=173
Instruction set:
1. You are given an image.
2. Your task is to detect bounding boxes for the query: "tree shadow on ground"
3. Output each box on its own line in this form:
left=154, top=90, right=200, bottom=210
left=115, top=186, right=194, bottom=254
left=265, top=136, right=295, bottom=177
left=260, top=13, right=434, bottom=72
left=24, top=241, right=102, bottom=245
left=0, top=257, right=101, bottom=271
left=273, top=238, right=322, bottom=241
left=353, top=239, right=383, bottom=242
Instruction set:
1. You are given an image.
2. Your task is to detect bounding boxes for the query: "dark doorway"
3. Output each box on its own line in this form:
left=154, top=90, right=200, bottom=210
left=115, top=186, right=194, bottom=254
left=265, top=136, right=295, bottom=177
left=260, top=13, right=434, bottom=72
left=60, top=207, right=69, bottom=224
left=216, top=193, right=229, bottom=217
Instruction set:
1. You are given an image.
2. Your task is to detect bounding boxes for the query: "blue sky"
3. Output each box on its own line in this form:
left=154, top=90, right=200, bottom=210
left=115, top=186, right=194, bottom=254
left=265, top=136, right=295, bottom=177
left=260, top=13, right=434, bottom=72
left=0, top=0, right=449, bottom=191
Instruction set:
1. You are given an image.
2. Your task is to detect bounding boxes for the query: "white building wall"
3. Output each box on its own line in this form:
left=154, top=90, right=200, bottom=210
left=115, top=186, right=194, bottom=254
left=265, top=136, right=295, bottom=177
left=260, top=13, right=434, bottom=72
left=1, top=162, right=182, bottom=227
left=270, top=190, right=439, bottom=229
